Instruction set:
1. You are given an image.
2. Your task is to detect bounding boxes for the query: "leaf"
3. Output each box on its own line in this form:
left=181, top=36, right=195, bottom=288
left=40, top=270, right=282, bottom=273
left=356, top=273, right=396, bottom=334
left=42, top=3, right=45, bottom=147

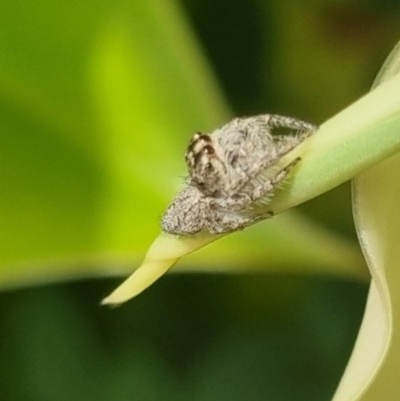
left=103, top=65, right=400, bottom=304
left=331, top=41, right=400, bottom=401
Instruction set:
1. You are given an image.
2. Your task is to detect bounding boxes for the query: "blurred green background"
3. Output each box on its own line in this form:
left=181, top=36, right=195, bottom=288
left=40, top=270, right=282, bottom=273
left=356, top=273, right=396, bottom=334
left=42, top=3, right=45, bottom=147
left=0, top=0, right=399, bottom=400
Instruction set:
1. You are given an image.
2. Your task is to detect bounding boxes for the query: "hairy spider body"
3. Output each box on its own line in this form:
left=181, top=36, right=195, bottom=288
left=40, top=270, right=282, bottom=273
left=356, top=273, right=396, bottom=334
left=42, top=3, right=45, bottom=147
left=161, top=114, right=317, bottom=235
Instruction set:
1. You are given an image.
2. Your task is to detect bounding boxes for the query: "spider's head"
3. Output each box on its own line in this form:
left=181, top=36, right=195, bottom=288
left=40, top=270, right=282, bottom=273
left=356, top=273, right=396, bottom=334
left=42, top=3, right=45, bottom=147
left=185, top=132, right=227, bottom=197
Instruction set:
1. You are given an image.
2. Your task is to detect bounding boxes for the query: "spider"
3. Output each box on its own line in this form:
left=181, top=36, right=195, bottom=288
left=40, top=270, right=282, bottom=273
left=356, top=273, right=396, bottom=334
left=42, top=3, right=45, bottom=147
left=161, top=114, right=317, bottom=235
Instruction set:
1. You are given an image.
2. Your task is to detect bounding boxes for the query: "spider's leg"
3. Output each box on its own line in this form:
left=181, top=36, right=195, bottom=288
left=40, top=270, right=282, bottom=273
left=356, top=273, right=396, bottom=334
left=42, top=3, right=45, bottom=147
left=206, top=210, right=274, bottom=234
left=268, top=114, right=318, bottom=133
left=211, top=157, right=301, bottom=211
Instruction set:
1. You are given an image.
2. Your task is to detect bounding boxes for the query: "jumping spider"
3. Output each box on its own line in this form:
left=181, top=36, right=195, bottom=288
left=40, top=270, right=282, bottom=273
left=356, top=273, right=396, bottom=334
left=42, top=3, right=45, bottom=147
left=161, top=114, right=317, bottom=235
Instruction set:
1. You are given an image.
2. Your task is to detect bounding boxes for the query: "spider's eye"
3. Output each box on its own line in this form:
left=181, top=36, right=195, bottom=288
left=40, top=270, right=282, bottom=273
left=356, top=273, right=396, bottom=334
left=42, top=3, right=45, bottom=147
left=205, top=162, right=213, bottom=170
left=203, top=145, right=215, bottom=155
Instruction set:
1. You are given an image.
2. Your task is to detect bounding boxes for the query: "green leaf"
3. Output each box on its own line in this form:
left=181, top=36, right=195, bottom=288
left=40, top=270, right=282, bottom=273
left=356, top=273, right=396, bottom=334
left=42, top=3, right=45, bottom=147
left=331, top=41, right=400, bottom=401
left=104, top=48, right=400, bottom=304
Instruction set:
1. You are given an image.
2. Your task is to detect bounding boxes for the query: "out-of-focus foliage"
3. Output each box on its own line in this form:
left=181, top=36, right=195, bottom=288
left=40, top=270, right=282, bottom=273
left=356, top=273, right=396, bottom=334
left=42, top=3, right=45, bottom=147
left=0, top=0, right=228, bottom=285
left=0, top=0, right=363, bottom=288
left=1, top=0, right=400, bottom=400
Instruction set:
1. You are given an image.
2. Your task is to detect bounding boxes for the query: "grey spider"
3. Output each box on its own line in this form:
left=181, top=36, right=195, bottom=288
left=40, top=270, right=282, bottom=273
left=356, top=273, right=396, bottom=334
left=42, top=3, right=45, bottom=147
left=161, top=114, right=317, bottom=235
